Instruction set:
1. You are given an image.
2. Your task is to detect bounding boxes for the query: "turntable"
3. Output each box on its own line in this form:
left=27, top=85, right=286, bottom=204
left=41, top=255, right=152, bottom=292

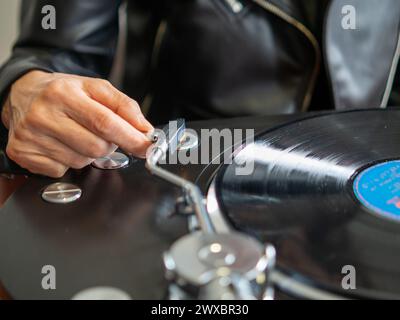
left=1, top=109, right=400, bottom=300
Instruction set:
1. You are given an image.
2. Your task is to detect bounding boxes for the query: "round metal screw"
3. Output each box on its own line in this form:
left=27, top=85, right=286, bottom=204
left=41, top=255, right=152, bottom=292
left=42, top=182, right=82, bottom=204
left=92, top=151, right=130, bottom=170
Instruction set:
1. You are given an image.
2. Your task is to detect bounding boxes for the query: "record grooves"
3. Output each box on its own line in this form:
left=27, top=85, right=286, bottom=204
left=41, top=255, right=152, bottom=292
left=212, top=109, right=400, bottom=299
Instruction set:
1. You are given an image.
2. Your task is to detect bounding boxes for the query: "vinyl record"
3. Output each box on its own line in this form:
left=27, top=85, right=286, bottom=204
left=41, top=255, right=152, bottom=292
left=214, top=109, right=400, bottom=299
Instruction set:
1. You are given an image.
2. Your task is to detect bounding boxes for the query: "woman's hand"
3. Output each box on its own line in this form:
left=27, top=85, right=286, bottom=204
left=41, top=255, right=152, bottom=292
left=1, top=70, right=153, bottom=177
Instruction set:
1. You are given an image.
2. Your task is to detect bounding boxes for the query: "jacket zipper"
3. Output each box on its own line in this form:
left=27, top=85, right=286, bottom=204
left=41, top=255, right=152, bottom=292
left=224, top=0, right=244, bottom=13
left=252, top=0, right=321, bottom=111
left=142, top=20, right=168, bottom=116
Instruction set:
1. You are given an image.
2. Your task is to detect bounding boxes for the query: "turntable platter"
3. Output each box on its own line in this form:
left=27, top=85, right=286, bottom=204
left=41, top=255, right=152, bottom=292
left=214, top=109, right=400, bottom=299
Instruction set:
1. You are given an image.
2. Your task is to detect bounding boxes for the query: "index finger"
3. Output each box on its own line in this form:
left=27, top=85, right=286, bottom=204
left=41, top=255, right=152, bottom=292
left=84, top=79, right=154, bottom=133
left=65, top=92, right=152, bottom=157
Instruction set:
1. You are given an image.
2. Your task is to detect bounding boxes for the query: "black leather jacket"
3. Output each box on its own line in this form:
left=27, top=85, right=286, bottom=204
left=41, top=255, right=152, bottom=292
left=1, top=0, right=400, bottom=123
left=1, top=0, right=400, bottom=174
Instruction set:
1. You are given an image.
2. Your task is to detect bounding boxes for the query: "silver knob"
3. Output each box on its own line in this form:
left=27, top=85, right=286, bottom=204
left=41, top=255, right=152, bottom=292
left=163, top=231, right=275, bottom=300
left=72, top=287, right=131, bottom=300
left=41, top=182, right=82, bottom=204
left=92, top=152, right=130, bottom=170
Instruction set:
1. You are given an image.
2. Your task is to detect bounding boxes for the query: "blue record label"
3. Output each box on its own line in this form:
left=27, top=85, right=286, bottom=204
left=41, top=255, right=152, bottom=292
left=353, top=160, right=400, bottom=221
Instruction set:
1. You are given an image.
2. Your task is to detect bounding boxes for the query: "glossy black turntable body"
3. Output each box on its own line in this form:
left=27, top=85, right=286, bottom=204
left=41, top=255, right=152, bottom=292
left=1, top=109, right=400, bottom=299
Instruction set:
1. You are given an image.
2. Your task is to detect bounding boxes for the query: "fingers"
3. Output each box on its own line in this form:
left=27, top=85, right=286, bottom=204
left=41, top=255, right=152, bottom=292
left=22, top=155, right=68, bottom=178
left=33, top=134, right=95, bottom=169
left=7, top=130, right=93, bottom=177
left=33, top=113, right=118, bottom=159
left=84, top=79, right=153, bottom=133
left=6, top=72, right=155, bottom=178
left=65, top=91, right=152, bottom=157
left=30, top=76, right=153, bottom=157
left=6, top=142, right=68, bottom=178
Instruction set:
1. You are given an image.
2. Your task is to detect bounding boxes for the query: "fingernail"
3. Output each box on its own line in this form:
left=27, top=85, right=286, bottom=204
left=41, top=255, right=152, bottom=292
left=139, top=114, right=154, bottom=130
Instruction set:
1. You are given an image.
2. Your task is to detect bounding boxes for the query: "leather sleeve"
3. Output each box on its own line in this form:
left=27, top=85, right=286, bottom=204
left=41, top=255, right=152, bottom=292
left=0, top=0, right=122, bottom=173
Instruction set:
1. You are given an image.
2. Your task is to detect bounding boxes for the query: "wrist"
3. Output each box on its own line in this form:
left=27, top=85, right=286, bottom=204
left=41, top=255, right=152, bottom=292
left=1, top=95, right=10, bottom=130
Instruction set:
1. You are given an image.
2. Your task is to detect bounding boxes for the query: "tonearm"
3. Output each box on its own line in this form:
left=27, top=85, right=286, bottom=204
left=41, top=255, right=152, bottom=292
left=145, top=119, right=276, bottom=300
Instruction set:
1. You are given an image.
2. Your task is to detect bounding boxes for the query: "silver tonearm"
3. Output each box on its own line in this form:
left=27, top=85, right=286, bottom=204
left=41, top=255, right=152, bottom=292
left=145, top=119, right=275, bottom=300
left=145, top=118, right=215, bottom=234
